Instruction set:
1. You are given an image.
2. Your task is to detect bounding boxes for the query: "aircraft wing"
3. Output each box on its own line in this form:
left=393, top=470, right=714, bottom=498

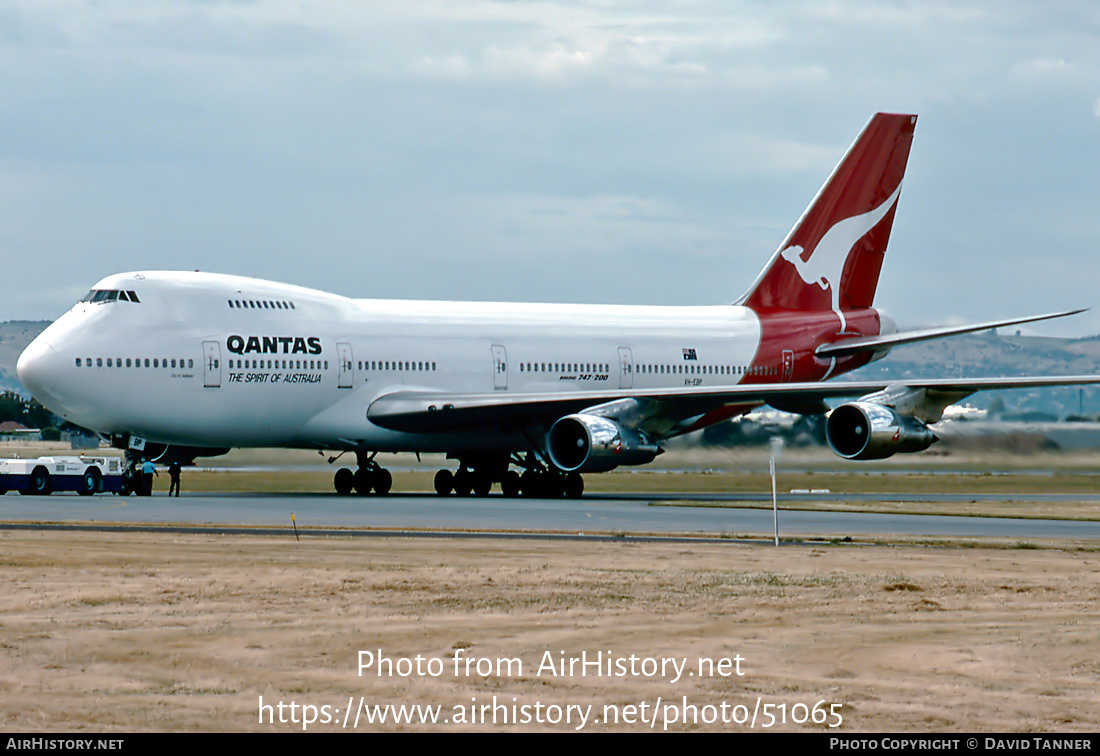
left=366, top=375, right=1100, bottom=438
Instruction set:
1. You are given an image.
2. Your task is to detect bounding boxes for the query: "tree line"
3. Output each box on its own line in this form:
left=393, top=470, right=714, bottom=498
left=0, top=391, right=88, bottom=439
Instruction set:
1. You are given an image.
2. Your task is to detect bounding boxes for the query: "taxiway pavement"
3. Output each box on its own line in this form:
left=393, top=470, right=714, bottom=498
left=3, top=491, right=1100, bottom=539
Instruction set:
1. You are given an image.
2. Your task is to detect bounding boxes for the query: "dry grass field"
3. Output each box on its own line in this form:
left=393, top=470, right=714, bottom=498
left=0, top=530, right=1097, bottom=733
left=2, top=441, right=1100, bottom=732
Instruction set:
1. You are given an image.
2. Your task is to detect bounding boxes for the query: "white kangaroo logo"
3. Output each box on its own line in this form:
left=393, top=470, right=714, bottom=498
left=780, top=183, right=902, bottom=331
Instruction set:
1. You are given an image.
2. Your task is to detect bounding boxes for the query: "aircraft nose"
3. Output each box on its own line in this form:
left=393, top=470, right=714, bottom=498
left=17, top=334, right=61, bottom=397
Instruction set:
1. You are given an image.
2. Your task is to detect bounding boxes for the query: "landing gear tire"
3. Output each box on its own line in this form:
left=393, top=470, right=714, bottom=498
left=500, top=471, right=520, bottom=498
left=472, top=472, right=492, bottom=497
left=434, top=469, right=454, bottom=496
left=353, top=468, right=374, bottom=495
left=519, top=470, right=562, bottom=498
left=564, top=472, right=584, bottom=499
left=545, top=473, right=565, bottom=499
left=373, top=468, right=392, bottom=496
left=452, top=469, right=473, bottom=497
left=334, top=467, right=354, bottom=495
left=118, top=469, right=135, bottom=496
left=520, top=470, right=540, bottom=498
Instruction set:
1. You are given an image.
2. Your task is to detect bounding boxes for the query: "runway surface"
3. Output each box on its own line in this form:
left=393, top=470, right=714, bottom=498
left=3, top=490, right=1100, bottom=539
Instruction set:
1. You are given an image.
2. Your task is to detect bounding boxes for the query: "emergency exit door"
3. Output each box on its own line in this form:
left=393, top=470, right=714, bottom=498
left=491, top=345, right=508, bottom=390
left=618, top=346, right=634, bottom=389
left=203, top=341, right=221, bottom=388
left=337, top=342, right=354, bottom=389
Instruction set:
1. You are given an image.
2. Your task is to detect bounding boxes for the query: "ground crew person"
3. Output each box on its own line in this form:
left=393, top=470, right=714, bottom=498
left=168, top=461, right=181, bottom=497
left=141, top=458, right=157, bottom=496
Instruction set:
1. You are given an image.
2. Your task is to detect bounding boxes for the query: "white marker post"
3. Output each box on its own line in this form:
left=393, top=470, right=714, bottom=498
left=769, top=437, right=783, bottom=547
left=770, top=456, right=779, bottom=546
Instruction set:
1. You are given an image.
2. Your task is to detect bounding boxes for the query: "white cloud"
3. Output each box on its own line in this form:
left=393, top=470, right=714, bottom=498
left=0, top=1, right=1099, bottom=335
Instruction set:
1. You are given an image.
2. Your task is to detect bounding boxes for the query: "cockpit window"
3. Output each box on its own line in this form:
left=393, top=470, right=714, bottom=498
left=81, top=289, right=140, bottom=304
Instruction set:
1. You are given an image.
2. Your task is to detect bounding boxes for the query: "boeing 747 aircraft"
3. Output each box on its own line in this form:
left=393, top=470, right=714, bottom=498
left=16, top=113, right=1100, bottom=497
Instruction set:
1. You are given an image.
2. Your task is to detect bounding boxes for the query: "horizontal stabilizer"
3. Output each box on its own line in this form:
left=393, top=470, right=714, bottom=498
left=815, top=309, right=1087, bottom=358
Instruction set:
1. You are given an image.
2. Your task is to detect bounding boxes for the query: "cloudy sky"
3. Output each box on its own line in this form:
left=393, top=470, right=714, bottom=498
left=1, top=1, right=1099, bottom=335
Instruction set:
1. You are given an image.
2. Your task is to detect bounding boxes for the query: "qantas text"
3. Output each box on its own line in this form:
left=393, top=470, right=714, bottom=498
left=227, top=335, right=322, bottom=356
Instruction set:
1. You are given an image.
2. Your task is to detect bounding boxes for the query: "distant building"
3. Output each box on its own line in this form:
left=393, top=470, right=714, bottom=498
left=0, top=420, right=37, bottom=440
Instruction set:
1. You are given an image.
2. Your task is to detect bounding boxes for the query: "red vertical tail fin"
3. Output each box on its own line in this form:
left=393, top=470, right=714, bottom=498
left=738, top=113, right=916, bottom=316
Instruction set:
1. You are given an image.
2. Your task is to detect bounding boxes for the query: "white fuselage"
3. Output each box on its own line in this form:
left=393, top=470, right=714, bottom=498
left=19, top=271, right=770, bottom=452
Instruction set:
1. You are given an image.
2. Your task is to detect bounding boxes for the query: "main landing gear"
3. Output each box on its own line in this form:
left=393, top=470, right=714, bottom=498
left=329, top=451, right=583, bottom=498
left=333, top=451, right=392, bottom=496
left=433, top=454, right=584, bottom=499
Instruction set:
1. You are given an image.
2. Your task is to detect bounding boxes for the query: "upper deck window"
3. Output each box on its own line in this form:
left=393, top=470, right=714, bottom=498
left=227, top=297, right=297, bottom=310
left=81, top=289, right=140, bottom=304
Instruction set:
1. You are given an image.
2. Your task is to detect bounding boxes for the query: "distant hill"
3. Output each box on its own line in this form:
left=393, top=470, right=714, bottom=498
left=0, top=321, right=49, bottom=396
left=846, top=330, right=1100, bottom=418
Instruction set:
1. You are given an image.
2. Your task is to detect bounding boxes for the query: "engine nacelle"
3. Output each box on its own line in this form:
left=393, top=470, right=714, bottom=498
left=826, top=402, right=937, bottom=460
left=547, top=414, right=661, bottom=473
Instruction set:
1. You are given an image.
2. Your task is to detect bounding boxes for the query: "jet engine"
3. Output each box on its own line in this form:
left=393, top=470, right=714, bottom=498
left=547, top=414, right=661, bottom=473
left=825, top=402, right=937, bottom=460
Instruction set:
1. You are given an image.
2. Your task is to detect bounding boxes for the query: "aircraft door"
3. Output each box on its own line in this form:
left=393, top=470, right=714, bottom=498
left=491, top=345, right=508, bottom=390
left=618, top=346, right=633, bottom=389
left=337, top=342, right=354, bottom=389
left=203, top=341, right=221, bottom=388
left=782, top=349, right=794, bottom=382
